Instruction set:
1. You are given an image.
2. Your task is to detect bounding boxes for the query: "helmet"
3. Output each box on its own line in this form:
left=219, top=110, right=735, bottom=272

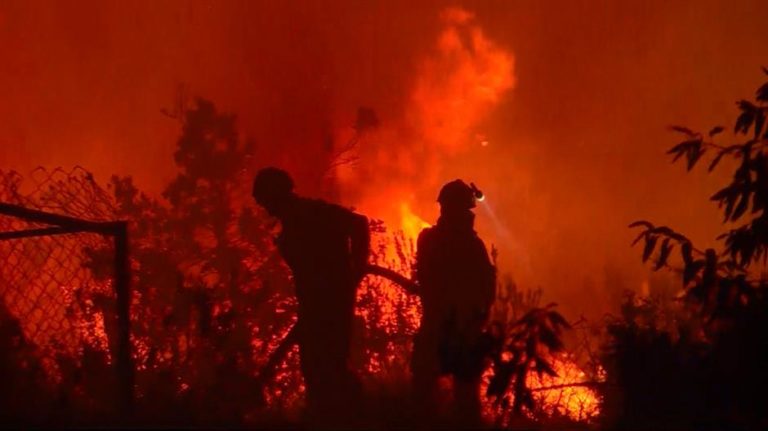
left=252, top=167, right=294, bottom=203
left=437, top=179, right=478, bottom=210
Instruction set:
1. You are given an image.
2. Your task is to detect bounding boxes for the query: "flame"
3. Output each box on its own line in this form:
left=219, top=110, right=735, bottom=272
left=400, top=203, right=431, bottom=243
left=526, top=356, right=602, bottom=421
left=480, top=354, right=602, bottom=423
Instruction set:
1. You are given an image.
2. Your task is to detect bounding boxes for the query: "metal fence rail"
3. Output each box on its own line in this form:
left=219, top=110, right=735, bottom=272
left=0, top=168, right=133, bottom=417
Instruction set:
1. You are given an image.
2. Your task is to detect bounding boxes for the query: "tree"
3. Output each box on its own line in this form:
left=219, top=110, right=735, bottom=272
left=85, top=97, right=296, bottom=424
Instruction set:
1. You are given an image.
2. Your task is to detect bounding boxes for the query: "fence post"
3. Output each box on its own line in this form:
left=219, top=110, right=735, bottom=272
left=113, top=221, right=134, bottom=418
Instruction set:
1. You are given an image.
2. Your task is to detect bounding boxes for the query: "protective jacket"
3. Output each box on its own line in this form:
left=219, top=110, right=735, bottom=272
left=413, top=211, right=495, bottom=380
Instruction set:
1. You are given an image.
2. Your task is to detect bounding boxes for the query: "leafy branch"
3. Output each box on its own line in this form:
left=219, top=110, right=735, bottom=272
left=665, top=70, right=768, bottom=266
left=629, top=221, right=756, bottom=317
left=630, top=68, right=768, bottom=318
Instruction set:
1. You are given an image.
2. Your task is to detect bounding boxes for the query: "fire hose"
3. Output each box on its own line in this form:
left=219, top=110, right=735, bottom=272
left=253, top=264, right=417, bottom=402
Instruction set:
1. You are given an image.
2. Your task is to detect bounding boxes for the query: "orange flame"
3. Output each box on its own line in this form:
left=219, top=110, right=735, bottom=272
left=481, top=354, right=602, bottom=423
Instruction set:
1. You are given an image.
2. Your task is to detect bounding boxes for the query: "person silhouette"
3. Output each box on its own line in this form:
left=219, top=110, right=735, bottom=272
left=411, top=179, right=496, bottom=427
left=251, top=167, right=370, bottom=427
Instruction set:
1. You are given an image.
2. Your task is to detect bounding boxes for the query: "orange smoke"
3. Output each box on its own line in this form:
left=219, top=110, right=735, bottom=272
left=335, top=6, right=515, bottom=238
left=411, top=7, right=516, bottom=154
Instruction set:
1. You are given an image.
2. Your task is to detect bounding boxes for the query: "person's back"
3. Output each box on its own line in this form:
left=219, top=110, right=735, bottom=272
left=251, top=168, right=369, bottom=428
left=277, top=197, right=366, bottom=298
left=417, top=220, right=495, bottom=331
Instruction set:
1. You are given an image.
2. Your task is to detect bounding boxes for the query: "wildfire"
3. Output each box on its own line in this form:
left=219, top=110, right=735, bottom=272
left=333, top=6, right=600, bottom=424
left=0, top=5, right=602, bottom=426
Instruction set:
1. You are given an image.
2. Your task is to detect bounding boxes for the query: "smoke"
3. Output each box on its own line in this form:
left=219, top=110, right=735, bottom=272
left=334, top=6, right=515, bottom=231
left=1, top=0, right=768, bottom=317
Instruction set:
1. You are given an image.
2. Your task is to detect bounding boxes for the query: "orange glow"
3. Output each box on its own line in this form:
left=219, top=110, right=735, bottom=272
left=411, top=7, right=515, bottom=153
left=481, top=354, right=602, bottom=423
left=2, top=0, right=766, bottom=323
left=4, top=1, right=765, bottom=426
left=334, top=6, right=515, bottom=243
left=400, top=203, right=430, bottom=244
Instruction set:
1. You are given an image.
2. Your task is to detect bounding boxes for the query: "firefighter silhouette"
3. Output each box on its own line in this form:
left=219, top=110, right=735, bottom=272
left=252, top=167, right=370, bottom=426
left=412, top=179, right=496, bottom=426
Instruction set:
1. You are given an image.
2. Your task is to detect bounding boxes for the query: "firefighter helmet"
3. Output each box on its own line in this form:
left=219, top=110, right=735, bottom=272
left=437, top=179, right=479, bottom=210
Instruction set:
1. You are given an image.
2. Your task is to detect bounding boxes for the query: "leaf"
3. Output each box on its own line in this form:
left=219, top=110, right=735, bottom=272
left=539, top=328, right=564, bottom=352
left=755, top=109, right=766, bottom=140
left=757, top=82, right=768, bottom=102
left=631, top=231, right=647, bottom=246
left=667, top=142, right=690, bottom=162
left=643, top=235, right=658, bottom=263
left=628, top=220, right=654, bottom=229
left=735, top=101, right=757, bottom=135
left=711, top=184, right=737, bottom=203
left=535, top=359, right=558, bottom=377
left=708, top=150, right=727, bottom=172
left=655, top=238, right=673, bottom=270
left=668, top=139, right=704, bottom=168
left=687, top=145, right=705, bottom=171
left=724, top=195, right=737, bottom=222
left=547, top=311, right=572, bottom=330
left=668, top=125, right=697, bottom=137
left=731, top=192, right=751, bottom=221
left=708, top=126, right=725, bottom=137
left=670, top=150, right=686, bottom=163
left=651, top=226, right=675, bottom=236
left=682, top=242, right=693, bottom=266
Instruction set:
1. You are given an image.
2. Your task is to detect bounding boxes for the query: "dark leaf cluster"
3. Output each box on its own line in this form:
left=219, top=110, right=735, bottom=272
left=486, top=303, right=571, bottom=416
left=615, top=69, right=768, bottom=430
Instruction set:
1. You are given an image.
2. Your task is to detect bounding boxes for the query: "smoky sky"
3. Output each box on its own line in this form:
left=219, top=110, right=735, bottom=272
left=1, top=0, right=767, bottom=316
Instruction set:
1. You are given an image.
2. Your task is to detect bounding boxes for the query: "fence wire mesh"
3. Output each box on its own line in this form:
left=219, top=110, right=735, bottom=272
left=0, top=167, right=120, bottom=396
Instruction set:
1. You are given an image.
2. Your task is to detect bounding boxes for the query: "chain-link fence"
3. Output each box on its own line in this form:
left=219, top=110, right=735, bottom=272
left=0, top=167, right=132, bottom=420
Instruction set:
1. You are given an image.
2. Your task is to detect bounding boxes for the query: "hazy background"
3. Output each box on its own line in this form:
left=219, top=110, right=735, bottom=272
left=1, top=0, right=767, bottom=317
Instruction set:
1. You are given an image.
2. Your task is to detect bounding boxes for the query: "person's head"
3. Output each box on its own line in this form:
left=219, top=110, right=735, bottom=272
left=252, top=167, right=295, bottom=218
left=437, top=179, right=480, bottom=216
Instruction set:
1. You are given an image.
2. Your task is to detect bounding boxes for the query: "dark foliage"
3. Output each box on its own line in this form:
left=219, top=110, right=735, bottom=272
left=487, top=302, right=571, bottom=418
left=609, top=69, right=768, bottom=430
left=83, top=97, right=298, bottom=426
